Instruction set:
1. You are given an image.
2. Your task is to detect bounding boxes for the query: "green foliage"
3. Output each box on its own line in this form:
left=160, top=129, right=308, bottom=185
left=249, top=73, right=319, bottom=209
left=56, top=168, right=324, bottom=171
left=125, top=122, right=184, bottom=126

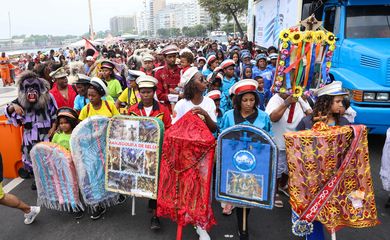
left=199, top=0, right=248, bottom=36
left=182, top=25, right=207, bottom=37
left=157, top=28, right=181, bottom=38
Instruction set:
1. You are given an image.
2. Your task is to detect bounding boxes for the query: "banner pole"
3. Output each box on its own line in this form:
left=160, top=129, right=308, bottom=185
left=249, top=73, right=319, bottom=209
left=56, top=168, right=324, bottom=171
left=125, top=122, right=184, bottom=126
left=331, top=229, right=336, bottom=240
left=243, top=207, right=247, bottom=232
left=131, top=196, right=136, bottom=216
left=176, top=224, right=183, bottom=240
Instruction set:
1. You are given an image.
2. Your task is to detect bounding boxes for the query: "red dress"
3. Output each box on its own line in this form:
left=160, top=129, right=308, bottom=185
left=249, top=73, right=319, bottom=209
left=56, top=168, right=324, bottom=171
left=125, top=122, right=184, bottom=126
left=128, top=100, right=172, bottom=129
left=50, top=85, right=77, bottom=108
left=154, top=65, right=181, bottom=108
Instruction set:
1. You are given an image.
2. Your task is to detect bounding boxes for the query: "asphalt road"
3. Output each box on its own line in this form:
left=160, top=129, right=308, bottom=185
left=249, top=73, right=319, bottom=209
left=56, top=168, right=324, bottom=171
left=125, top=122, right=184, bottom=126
left=0, top=134, right=389, bottom=240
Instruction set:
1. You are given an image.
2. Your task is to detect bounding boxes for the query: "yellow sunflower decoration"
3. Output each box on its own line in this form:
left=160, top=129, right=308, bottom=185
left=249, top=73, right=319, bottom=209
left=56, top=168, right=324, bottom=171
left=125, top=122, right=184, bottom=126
left=329, top=44, right=336, bottom=51
left=279, top=29, right=291, bottom=42
left=326, top=32, right=336, bottom=45
left=304, top=31, right=314, bottom=43
left=279, top=87, right=286, bottom=94
left=314, top=30, right=326, bottom=44
left=282, top=42, right=289, bottom=49
left=290, top=31, right=303, bottom=44
left=293, top=86, right=303, bottom=98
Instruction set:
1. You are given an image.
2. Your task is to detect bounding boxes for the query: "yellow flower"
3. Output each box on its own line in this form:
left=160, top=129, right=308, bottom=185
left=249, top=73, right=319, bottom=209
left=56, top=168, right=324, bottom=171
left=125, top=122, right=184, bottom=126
left=329, top=44, right=336, bottom=51
left=282, top=42, right=289, bottom=49
left=293, top=86, right=303, bottom=98
left=314, top=30, right=326, bottom=44
left=280, top=87, right=286, bottom=94
left=279, top=60, right=285, bottom=66
left=326, top=61, right=332, bottom=68
left=326, top=32, right=336, bottom=45
left=279, top=29, right=291, bottom=42
left=290, top=31, right=303, bottom=44
left=304, top=31, right=314, bottom=43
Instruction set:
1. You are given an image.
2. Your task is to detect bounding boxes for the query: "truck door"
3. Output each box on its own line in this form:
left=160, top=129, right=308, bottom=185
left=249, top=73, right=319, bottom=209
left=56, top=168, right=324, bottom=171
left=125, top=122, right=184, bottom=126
left=323, top=6, right=341, bottom=67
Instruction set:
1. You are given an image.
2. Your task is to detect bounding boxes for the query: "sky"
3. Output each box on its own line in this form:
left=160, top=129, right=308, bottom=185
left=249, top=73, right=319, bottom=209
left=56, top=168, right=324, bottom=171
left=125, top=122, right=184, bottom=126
left=0, top=0, right=181, bottom=39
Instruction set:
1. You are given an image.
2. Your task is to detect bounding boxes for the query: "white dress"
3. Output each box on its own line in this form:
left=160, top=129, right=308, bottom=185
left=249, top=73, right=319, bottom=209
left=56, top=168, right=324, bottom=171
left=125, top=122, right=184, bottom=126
left=380, top=128, right=390, bottom=192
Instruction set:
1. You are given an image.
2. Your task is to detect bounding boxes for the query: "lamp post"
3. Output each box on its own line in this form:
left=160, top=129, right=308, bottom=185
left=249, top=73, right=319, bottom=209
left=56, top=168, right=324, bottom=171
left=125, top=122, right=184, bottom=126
left=88, top=0, right=94, bottom=40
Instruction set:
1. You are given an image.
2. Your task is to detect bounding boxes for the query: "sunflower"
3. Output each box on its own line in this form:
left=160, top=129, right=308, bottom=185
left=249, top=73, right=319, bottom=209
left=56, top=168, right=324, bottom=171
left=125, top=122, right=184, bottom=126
left=279, top=87, right=286, bottom=94
left=326, top=32, right=336, bottom=45
left=329, top=44, right=336, bottom=51
left=281, top=42, right=289, bottom=49
left=293, top=85, right=303, bottom=98
left=290, top=31, right=303, bottom=44
left=314, top=30, right=326, bottom=44
left=304, top=31, right=314, bottom=43
left=279, top=29, right=291, bottom=42
left=279, top=60, right=285, bottom=66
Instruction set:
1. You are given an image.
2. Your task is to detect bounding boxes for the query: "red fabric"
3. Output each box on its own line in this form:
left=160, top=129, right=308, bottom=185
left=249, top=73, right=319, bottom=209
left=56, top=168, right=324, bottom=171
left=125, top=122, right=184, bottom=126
left=154, top=65, right=181, bottom=107
left=140, top=67, right=154, bottom=76
left=83, top=37, right=99, bottom=59
left=50, top=85, right=77, bottom=109
left=157, top=112, right=216, bottom=230
left=128, top=101, right=172, bottom=129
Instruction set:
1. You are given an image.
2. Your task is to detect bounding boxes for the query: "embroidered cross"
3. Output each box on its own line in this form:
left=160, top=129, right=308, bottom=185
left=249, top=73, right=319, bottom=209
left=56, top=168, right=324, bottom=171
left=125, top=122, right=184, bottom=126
left=240, top=132, right=252, bottom=149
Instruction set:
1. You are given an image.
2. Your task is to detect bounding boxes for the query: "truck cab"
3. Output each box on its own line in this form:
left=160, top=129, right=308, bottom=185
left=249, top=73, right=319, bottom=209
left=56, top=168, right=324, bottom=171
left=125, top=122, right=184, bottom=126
left=319, top=0, right=390, bottom=134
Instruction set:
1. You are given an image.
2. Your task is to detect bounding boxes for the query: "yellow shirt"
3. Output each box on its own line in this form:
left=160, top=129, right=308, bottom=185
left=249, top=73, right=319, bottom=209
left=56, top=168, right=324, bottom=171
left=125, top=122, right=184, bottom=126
left=79, top=100, right=120, bottom=121
left=117, top=88, right=141, bottom=106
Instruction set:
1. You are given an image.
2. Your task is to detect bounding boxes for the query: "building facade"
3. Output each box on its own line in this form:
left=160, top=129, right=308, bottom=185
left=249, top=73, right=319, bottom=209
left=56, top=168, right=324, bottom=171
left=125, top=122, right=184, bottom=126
left=110, top=15, right=137, bottom=36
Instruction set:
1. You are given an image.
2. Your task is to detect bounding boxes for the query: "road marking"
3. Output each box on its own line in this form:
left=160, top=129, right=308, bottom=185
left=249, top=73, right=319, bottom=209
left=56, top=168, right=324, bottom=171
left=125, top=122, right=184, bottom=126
left=3, top=177, right=24, bottom=193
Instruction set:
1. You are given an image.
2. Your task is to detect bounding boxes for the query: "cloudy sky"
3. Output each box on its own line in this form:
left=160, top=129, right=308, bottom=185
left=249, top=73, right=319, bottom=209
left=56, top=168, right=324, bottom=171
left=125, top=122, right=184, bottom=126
left=0, top=0, right=181, bottom=39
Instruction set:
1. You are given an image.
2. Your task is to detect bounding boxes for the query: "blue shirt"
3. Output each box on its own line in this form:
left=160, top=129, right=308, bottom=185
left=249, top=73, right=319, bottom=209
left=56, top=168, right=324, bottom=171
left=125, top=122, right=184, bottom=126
left=73, top=95, right=113, bottom=111
left=252, top=67, right=273, bottom=92
left=221, top=108, right=273, bottom=135
left=202, top=68, right=212, bottom=78
left=256, top=90, right=272, bottom=111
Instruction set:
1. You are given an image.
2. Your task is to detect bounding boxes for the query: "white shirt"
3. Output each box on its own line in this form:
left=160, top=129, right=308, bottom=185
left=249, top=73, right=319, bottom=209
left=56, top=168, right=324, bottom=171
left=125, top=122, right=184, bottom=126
left=144, top=106, right=153, bottom=117
left=173, top=96, right=217, bottom=124
left=265, top=94, right=311, bottom=150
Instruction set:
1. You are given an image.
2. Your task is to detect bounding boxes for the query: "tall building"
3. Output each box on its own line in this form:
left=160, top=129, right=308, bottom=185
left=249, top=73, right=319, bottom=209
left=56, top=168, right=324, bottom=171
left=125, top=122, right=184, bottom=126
left=154, top=0, right=211, bottom=35
left=110, top=15, right=137, bottom=36
left=149, top=0, right=166, bottom=36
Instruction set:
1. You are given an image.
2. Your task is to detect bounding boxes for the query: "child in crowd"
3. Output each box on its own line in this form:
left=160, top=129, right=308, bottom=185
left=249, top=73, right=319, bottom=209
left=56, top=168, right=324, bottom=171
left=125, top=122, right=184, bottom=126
left=180, top=51, right=194, bottom=75
left=197, top=57, right=206, bottom=72
left=99, top=60, right=122, bottom=101
left=115, top=70, right=145, bottom=113
left=254, top=76, right=271, bottom=111
left=79, top=77, right=120, bottom=121
left=74, top=74, right=114, bottom=112
left=243, top=66, right=253, bottom=79
left=52, top=107, right=79, bottom=151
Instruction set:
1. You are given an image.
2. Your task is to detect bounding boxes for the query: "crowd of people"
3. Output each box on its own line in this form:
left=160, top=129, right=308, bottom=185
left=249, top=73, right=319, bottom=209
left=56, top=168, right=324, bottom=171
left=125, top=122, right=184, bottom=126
left=0, top=36, right=388, bottom=240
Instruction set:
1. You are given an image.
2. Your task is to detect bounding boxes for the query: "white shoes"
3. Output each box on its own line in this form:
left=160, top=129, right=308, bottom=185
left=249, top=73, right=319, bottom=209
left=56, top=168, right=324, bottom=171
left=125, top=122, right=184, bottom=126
left=196, top=226, right=211, bottom=240
left=24, top=206, right=41, bottom=225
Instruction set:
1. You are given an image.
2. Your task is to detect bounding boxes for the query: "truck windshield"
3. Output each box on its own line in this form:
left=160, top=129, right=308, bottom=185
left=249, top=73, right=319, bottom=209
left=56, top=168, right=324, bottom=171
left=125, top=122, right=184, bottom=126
left=346, top=6, right=390, bottom=38
left=210, top=36, right=227, bottom=43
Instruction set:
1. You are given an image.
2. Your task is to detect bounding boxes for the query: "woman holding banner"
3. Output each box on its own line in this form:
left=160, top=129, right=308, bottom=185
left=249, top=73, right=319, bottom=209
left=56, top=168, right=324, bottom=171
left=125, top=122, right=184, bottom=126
left=220, top=79, right=272, bottom=240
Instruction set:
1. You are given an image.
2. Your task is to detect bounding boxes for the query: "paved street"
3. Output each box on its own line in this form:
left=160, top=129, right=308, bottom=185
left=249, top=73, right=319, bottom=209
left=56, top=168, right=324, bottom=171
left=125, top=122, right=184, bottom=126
left=1, top=134, right=389, bottom=240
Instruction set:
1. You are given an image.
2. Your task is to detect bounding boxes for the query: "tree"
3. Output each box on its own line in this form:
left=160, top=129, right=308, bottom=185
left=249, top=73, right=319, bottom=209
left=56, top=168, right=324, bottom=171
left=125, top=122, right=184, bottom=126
left=199, top=0, right=247, bottom=37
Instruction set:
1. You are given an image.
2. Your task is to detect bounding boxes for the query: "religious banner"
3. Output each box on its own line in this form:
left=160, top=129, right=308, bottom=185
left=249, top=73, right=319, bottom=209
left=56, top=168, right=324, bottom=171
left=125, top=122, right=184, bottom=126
left=30, top=142, right=83, bottom=212
left=215, top=125, right=278, bottom=209
left=284, top=123, right=379, bottom=236
left=157, top=112, right=216, bottom=231
left=105, top=115, right=164, bottom=199
left=70, top=116, right=119, bottom=207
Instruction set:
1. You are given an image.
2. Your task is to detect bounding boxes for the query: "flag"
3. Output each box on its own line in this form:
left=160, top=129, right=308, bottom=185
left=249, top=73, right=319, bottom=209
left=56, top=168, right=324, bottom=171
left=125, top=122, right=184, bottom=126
left=83, top=37, right=99, bottom=59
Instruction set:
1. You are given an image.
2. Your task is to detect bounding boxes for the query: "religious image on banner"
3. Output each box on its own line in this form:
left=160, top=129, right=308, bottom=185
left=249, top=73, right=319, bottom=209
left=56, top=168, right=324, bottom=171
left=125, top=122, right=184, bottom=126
left=284, top=123, right=379, bottom=236
left=215, top=125, right=278, bottom=209
left=105, top=115, right=164, bottom=199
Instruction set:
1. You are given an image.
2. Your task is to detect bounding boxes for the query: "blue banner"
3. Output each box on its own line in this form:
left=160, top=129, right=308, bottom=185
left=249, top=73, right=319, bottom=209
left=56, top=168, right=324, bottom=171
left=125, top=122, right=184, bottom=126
left=215, top=124, right=278, bottom=209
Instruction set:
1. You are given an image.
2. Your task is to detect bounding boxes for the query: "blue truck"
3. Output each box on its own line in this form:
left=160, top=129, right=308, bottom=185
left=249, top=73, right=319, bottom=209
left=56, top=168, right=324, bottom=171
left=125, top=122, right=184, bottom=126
left=249, top=0, right=390, bottom=134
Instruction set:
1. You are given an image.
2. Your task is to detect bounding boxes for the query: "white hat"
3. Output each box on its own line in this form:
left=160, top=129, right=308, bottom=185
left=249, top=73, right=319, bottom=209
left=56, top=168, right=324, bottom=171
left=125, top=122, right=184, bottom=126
left=142, top=54, right=155, bottom=62
left=127, top=70, right=146, bottom=80
left=90, top=77, right=108, bottom=96
left=206, top=73, right=223, bottom=83
left=269, top=53, right=278, bottom=60
left=206, top=90, right=222, bottom=100
left=136, top=75, right=158, bottom=88
left=197, top=57, right=206, bottom=63
left=207, top=55, right=217, bottom=65
left=229, top=79, right=258, bottom=96
left=179, top=48, right=193, bottom=56
left=220, top=59, right=235, bottom=69
left=314, top=81, right=348, bottom=97
left=161, top=44, right=179, bottom=55
left=49, top=67, right=68, bottom=79
left=180, top=67, right=199, bottom=87
left=86, top=56, right=94, bottom=61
